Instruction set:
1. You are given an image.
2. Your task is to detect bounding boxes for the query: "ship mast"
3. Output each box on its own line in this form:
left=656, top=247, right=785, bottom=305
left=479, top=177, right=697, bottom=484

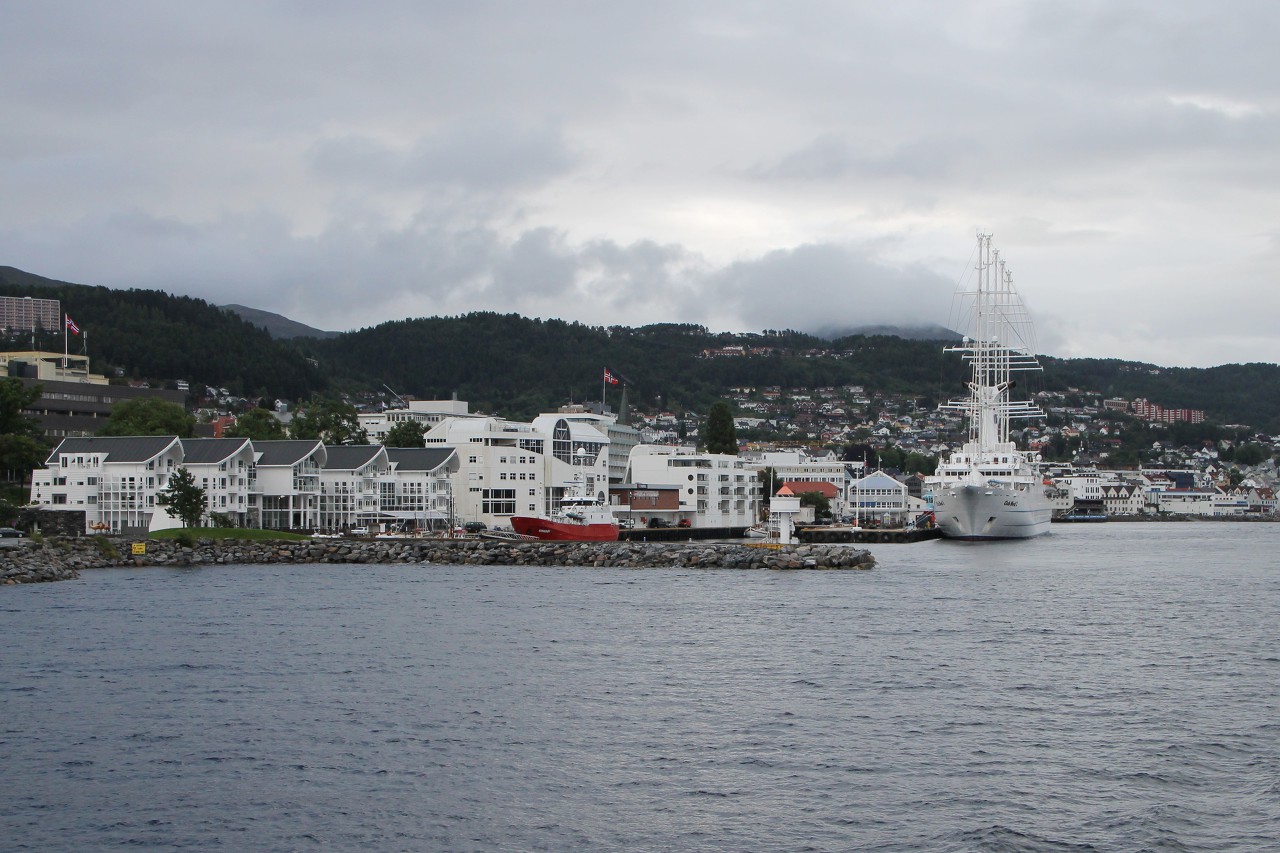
left=942, top=233, right=1044, bottom=452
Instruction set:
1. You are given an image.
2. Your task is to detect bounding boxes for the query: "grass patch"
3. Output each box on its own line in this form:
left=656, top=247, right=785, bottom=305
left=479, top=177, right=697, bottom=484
left=148, top=528, right=313, bottom=542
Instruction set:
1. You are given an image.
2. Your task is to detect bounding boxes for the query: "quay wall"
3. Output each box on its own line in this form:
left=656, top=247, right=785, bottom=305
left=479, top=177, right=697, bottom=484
left=2, top=537, right=875, bottom=585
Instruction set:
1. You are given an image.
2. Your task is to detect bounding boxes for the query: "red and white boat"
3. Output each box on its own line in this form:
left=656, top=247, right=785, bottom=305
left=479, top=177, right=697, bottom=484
left=510, top=474, right=619, bottom=542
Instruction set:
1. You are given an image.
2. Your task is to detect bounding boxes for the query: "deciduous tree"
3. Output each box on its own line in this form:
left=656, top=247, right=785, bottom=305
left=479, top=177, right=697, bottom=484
left=99, top=397, right=195, bottom=437
left=382, top=420, right=426, bottom=448
left=225, top=407, right=286, bottom=441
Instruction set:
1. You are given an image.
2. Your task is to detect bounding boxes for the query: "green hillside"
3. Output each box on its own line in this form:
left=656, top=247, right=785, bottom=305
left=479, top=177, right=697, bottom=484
left=4, top=266, right=1280, bottom=432
left=0, top=268, right=326, bottom=400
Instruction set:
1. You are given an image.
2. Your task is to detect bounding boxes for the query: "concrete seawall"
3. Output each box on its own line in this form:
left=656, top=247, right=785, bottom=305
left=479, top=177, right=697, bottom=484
left=2, top=537, right=875, bottom=584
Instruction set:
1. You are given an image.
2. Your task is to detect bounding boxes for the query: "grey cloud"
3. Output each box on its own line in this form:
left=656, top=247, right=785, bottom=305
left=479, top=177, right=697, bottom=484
left=708, top=244, right=955, bottom=333
left=310, top=119, right=579, bottom=191
left=5, top=2, right=1280, bottom=367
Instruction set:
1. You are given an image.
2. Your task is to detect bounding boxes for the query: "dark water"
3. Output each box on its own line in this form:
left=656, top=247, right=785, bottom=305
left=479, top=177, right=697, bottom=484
left=3, top=523, right=1278, bottom=851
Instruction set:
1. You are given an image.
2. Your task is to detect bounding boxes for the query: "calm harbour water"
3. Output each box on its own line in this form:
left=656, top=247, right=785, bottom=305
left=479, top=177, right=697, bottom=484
left=3, top=522, right=1278, bottom=852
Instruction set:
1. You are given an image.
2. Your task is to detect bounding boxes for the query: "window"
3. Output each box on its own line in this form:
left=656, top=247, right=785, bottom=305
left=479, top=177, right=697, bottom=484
left=52, top=494, right=67, bottom=504
left=482, top=489, right=516, bottom=514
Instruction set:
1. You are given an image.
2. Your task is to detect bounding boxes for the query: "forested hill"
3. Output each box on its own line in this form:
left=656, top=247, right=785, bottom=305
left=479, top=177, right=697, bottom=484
left=301, top=315, right=969, bottom=417
left=5, top=266, right=1280, bottom=431
left=0, top=268, right=326, bottom=399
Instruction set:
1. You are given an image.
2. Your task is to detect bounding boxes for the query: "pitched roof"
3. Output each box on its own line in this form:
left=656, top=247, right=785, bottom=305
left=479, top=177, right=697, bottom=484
left=386, top=447, right=457, bottom=472
left=253, top=440, right=325, bottom=466
left=780, top=480, right=838, bottom=498
left=180, top=437, right=252, bottom=465
left=45, top=435, right=180, bottom=465
left=322, top=444, right=386, bottom=471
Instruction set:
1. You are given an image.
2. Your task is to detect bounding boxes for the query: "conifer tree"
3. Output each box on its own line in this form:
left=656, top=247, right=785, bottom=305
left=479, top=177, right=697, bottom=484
left=156, top=467, right=206, bottom=528
left=704, top=400, right=737, bottom=455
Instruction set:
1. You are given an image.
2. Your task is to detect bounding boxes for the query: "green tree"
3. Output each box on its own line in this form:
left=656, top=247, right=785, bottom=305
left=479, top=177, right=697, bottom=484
left=225, top=407, right=286, bottom=441
left=0, top=378, right=49, bottom=483
left=156, top=467, right=206, bottom=528
left=1233, top=442, right=1268, bottom=466
left=289, top=398, right=368, bottom=444
left=382, top=420, right=426, bottom=448
left=99, top=397, right=195, bottom=437
left=703, top=400, right=738, bottom=454
left=796, top=490, right=832, bottom=522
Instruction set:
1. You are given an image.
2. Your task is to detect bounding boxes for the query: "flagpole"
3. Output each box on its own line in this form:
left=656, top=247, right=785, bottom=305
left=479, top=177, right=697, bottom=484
left=63, top=314, right=68, bottom=370
left=601, top=369, right=606, bottom=409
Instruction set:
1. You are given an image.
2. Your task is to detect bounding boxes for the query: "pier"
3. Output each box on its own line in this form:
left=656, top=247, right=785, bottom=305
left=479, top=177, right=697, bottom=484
left=797, top=526, right=942, bottom=545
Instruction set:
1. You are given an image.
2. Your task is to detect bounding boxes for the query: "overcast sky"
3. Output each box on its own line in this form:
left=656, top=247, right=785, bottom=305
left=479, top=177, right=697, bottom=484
left=3, top=1, right=1278, bottom=367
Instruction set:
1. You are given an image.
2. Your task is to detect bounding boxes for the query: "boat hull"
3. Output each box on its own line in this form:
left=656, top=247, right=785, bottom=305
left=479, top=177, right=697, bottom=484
left=933, top=483, right=1053, bottom=540
left=509, top=516, right=619, bottom=542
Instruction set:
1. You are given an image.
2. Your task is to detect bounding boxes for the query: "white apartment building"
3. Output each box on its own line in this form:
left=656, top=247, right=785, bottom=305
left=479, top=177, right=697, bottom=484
left=253, top=440, right=326, bottom=531
left=625, top=445, right=760, bottom=528
left=382, top=447, right=460, bottom=532
left=319, top=445, right=390, bottom=532
left=30, top=436, right=184, bottom=534
left=180, top=438, right=256, bottom=527
left=28, top=436, right=464, bottom=534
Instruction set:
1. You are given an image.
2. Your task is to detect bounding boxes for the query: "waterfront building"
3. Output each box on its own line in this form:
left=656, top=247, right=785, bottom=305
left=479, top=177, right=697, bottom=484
left=850, top=469, right=910, bottom=527
left=318, top=445, right=390, bottom=532
left=532, top=403, right=640, bottom=484
left=740, top=449, right=863, bottom=520
left=179, top=438, right=255, bottom=527
left=29, top=435, right=183, bottom=534
left=382, top=447, right=460, bottom=532
left=624, top=445, right=759, bottom=528
left=423, top=413, right=609, bottom=529
left=252, top=440, right=325, bottom=531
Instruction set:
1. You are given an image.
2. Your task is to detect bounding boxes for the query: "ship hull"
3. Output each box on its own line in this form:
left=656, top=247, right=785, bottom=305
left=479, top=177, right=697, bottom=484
left=509, top=516, right=619, bottom=542
left=933, top=483, right=1053, bottom=540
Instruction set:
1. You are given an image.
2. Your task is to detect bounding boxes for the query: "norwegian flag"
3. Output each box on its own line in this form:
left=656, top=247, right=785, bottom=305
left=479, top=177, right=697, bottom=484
left=65, top=315, right=80, bottom=335
left=604, top=369, right=620, bottom=385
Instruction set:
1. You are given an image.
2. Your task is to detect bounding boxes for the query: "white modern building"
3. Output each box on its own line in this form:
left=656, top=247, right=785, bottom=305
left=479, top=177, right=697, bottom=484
left=180, top=437, right=256, bottom=527
left=358, top=398, right=475, bottom=443
left=532, top=404, right=641, bottom=484
left=423, top=413, right=610, bottom=529
left=252, top=440, right=326, bottom=531
left=29, top=435, right=184, bottom=534
left=624, top=445, right=760, bottom=528
left=319, top=445, right=390, bottom=532
left=382, top=447, right=460, bottom=532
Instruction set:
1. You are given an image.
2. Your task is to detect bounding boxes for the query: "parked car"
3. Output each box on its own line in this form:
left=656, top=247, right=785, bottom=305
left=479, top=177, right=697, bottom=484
left=676, top=518, right=692, bottom=528
left=0, top=527, right=24, bottom=548
left=463, top=521, right=487, bottom=533
left=647, top=518, right=671, bottom=529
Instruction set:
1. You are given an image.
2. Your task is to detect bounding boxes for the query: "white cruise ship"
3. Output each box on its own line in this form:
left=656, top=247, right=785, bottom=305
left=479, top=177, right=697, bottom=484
left=929, top=234, right=1055, bottom=540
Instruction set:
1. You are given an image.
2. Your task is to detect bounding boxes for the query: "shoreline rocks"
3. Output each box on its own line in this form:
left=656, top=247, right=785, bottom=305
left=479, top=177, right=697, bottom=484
left=2, top=537, right=875, bottom=584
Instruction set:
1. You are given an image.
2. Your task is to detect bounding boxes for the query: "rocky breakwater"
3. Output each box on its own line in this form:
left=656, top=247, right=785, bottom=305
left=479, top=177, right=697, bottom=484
left=3, top=537, right=875, bottom=582
left=1, top=539, right=104, bottom=584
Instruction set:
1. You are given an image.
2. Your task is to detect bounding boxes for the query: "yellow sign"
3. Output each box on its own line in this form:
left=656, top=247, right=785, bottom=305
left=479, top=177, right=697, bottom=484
left=131, top=542, right=146, bottom=555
